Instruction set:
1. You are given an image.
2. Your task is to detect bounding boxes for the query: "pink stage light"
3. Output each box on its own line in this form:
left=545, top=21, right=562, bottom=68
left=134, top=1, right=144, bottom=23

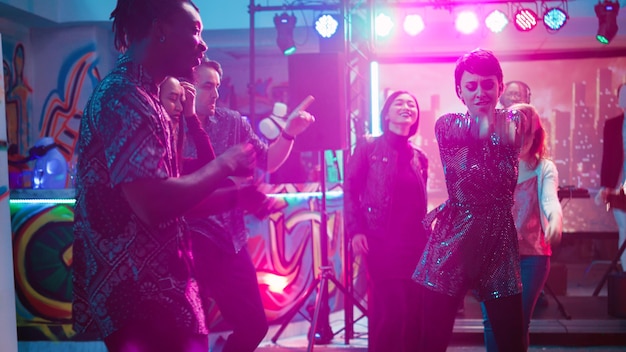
left=455, top=11, right=479, bottom=35
left=514, top=8, right=538, bottom=32
left=403, top=14, right=425, bottom=36
left=485, top=10, right=508, bottom=33
left=375, top=13, right=394, bottom=37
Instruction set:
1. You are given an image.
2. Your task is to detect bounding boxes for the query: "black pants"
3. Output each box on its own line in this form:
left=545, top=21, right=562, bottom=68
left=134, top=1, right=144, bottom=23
left=193, top=235, right=269, bottom=352
left=104, top=321, right=208, bottom=352
left=420, top=287, right=526, bottom=352
left=368, top=278, right=422, bottom=352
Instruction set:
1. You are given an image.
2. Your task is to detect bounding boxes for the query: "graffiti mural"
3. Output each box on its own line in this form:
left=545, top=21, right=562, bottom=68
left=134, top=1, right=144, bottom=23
left=4, top=43, right=32, bottom=155
left=10, top=183, right=355, bottom=341
left=39, top=45, right=100, bottom=160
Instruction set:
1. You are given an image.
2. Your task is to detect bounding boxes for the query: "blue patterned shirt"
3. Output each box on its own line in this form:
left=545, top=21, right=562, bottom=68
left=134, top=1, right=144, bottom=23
left=72, top=54, right=207, bottom=338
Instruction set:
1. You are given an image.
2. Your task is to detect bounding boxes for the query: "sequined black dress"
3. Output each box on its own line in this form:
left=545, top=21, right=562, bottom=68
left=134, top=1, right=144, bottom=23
left=413, top=110, right=523, bottom=301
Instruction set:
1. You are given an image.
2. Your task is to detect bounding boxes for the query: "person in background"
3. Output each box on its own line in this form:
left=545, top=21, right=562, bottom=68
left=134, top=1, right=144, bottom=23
left=499, top=80, right=552, bottom=309
left=345, top=90, right=429, bottom=352
left=72, top=1, right=257, bottom=351
left=500, top=80, right=532, bottom=108
left=412, top=48, right=526, bottom=352
left=596, top=83, right=626, bottom=272
left=185, top=58, right=314, bottom=352
left=159, top=76, right=185, bottom=152
left=482, top=103, right=563, bottom=351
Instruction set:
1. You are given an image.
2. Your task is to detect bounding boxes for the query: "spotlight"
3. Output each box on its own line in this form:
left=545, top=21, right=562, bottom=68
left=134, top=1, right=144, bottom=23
left=375, top=13, right=394, bottom=37
left=543, top=8, right=568, bottom=31
left=274, top=12, right=297, bottom=55
left=403, top=14, right=425, bottom=36
left=513, top=8, right=538, bottom=32
left=315, top=14, right=339, bottom=38
left=455, top=11, right=479, bottom=35
left=595, top=0, right=620, bottom=44
left=485, top=10, right=508, bottom=33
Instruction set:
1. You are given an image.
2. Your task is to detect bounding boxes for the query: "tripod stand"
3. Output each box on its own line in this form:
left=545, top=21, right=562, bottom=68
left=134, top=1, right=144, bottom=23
left=271, top=150, right=367, bottom=351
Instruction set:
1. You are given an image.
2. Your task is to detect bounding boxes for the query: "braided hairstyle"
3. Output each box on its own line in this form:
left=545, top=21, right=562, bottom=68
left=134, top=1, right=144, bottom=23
left=110, top=0, right=199, bottom=52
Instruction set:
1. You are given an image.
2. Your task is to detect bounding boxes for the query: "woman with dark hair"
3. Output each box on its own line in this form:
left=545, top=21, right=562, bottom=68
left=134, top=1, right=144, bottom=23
left=412, top=48, right=526, bottom=352
left=345, top=90, right=429, bottom=352
left=481, top=103, right=562, bottom=351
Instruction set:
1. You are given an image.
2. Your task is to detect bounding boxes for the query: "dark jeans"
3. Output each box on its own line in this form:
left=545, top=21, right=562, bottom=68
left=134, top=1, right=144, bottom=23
left=193, top=235, right=269, bottom=352
left=421, top=287, right=526, bottom=352
left=482, top=255, right=550, bottom=351
left=368, top=278, right=422, bottom=352
left=104, top=321, right=208, bottom=352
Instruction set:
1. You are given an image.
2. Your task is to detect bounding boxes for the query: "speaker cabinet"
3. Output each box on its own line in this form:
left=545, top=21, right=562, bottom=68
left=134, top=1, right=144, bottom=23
left=288, top=53, right=348, bottom=152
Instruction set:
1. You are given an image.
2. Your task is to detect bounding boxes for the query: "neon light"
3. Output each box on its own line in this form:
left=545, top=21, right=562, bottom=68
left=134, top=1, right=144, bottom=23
left=370, top=61, right=382, bottom=137
left=9, top=199, right=76, bottom=205
left=267, top=191, right=343, bottom=199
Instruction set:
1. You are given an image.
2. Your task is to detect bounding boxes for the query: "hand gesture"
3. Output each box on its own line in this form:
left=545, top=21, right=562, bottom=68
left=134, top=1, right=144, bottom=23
left=180, top=81, right=197, bottom=117
left=545, top=220, right=562, bottom=247
left=237, top=186, right=285, bottom=219
left=351, top=233, right=369, bottom=256
left=595, top=187, right=610, bottom=207
left=217, top=143, right=256, bottom=177
left=283, top=110, right=315, bottom=137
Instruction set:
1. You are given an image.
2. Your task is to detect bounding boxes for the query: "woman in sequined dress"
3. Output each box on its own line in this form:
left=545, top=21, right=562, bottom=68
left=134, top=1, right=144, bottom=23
left=481, top=103, right=562, bottom=351
left=412, top=48, right=527, bottom=352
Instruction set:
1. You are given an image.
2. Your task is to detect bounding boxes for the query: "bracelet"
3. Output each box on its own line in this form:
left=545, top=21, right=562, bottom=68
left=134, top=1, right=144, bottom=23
left=281, top=130, right=296, bottom=141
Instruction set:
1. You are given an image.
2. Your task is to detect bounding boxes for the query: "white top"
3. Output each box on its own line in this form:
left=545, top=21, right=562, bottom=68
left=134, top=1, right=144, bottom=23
left=518, top=158, right=563, bottom=247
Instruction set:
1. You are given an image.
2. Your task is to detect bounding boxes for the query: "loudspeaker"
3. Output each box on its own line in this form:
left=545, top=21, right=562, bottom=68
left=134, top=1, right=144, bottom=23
left=608, top=272, right=626, bottom=318
left=288, top=53, right=348, bottom=151
left=546, top=263, right=568, bottom=296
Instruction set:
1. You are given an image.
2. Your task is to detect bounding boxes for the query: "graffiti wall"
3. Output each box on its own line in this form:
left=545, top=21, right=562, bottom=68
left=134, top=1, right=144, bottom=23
left=3, top=26, right=112, bottom=176
left=10, top=183, right=352, bottom=341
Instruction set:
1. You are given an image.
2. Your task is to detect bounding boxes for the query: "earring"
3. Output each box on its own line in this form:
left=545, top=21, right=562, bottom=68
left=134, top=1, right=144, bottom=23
left=159, top=36, right=165, bottom=43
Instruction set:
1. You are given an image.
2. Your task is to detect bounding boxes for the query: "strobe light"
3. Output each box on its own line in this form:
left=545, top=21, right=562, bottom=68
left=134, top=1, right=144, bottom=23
left=315, top=14, right=339, bottom=38
left=543, top=8, right=568, bottom=31
left=595, top=0, right=620, bottom=44
left=513, top=8, right=538, bottom=31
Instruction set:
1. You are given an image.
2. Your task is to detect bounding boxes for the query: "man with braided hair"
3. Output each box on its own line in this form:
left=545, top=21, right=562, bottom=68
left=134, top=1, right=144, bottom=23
left=72, top=1, right=256, bottom=351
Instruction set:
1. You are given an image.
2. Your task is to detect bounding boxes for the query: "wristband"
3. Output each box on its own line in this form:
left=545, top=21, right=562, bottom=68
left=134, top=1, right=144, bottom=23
left=281, top=130, right=296, bottom=141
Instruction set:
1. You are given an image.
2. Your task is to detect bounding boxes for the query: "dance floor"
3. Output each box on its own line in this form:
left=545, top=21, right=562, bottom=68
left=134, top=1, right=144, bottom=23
left=15, top=255, right=626, bottom=351
left=255, top=263, right=626, bottom=352
left=16, top=263, right=626, bottom=352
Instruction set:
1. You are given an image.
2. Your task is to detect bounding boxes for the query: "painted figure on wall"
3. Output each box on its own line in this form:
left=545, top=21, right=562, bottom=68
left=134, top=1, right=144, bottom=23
left=40, top=47, right=100, bottom=160
left=5, top=43, right=32, bottom=155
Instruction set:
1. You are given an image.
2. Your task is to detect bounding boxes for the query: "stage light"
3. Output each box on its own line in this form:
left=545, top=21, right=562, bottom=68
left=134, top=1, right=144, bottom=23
left=485, top=10, right=508, bottom=33
left=513, top=8, right=538, bottom=31
left=403, top=14, right=425, bottom=36
left=274, top=12, right=297, bottom=55
left=455, top=11, right=479, bottom=35
left=543, top=8, right=568, bottom=31
left=595, top=0, right=620, bottom=44
left=375, top=13, right=394, bottom=37
left=315, top=14, right=339, bottom=38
